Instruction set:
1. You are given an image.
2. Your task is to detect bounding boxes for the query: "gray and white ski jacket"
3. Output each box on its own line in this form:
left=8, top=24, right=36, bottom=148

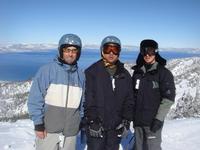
left=28, top=58, right=85, bottom=136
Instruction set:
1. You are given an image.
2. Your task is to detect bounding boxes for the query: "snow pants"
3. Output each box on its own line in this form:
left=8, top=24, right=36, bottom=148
left=86, top=129, right=121, bottom=150
left=134, top=126, right=162, bottom=150
left=35, top=133, right=76, bottom=150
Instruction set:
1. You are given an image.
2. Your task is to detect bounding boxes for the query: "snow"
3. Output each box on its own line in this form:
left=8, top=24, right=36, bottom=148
left=0, top=118, right=200, bottom=150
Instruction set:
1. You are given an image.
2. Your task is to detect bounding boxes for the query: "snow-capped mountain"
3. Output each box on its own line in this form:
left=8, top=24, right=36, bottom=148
left=166, top=57, right=200, bottom=119
left=1, top=43, right=200, bottom=53
left=0, top=43, right=57, bottom=52
left=0, top=57, right=200, bottom=121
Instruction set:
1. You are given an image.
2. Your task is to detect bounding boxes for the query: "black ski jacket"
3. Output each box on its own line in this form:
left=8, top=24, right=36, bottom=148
left=84, top=60, right=134, bottom=130
left=132, top=62, right=175, bottom=126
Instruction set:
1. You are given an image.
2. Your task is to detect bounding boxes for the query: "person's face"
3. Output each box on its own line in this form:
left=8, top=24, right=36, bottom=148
left=62, top=46, right=78, bottom=64
left=143, top=53, right=156, bottom=64
left=102, top=44, right=120, bottom=64
left=142, top=47, right=156, bottom=64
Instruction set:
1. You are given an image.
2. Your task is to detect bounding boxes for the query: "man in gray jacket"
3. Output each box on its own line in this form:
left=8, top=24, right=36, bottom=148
left=28, top=34, right=85, bottom=150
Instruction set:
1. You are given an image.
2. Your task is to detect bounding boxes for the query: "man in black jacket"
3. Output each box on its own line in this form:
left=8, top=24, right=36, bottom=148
left=83, top=35, right=134, bottom=150
left=131, top=39, right=176, bottom=150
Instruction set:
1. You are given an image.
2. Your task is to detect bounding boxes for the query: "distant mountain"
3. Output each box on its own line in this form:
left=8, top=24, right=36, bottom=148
left=0, top=43, right=57, bottom=53
left=0, top=57, right=200, bottom=121
left=0, top=43, right=200, bottom=53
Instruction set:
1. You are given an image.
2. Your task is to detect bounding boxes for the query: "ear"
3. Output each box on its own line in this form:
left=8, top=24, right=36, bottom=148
left=101, top=50, right=105, bottom=58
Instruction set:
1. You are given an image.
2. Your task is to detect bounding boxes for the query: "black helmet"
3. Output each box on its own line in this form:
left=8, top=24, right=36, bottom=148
left=136, top=39, right=166, bottom=66
left=140, top=39, right=158, bottom=56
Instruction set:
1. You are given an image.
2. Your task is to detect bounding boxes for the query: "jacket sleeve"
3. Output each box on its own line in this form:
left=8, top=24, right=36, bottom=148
left=156, top=68, right=176, bottom=121
left=79, top=71, right=86, bottom=118
left=84, top=69, right=98, bottom=121
left=122, top=71, right=135, bottom=121
left=27, top=66, right=50, bottom=126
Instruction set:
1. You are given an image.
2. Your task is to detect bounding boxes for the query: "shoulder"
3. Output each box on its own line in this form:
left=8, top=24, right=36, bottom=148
left=35, top=62, right=59, bottom=78
left=158, top=65, right=174, bottom=80
left=85, top=60, right=102, bottom=74
left=77, top=67, right=85, bottom=78
left=116, top=61, right=132, bottom=79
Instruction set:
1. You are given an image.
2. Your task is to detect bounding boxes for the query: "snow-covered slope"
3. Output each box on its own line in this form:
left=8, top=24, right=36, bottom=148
left=167, top=57, right=200, bottom=119
left=0, top=57, right=200, bottom=121
left=0, top=81, right=31, bottom=121
left=1, top=118, right=200, bottom=150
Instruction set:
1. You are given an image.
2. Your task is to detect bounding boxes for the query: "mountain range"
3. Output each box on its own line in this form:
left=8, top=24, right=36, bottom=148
left=0, top=43, right=200, bottom=53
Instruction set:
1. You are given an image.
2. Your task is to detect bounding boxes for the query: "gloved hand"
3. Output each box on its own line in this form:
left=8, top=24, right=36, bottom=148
left=150, top=119, right=163, bottom=133
left=88, top=118, right=104, bottom=138
left=116, top=119, right=130, bottom=138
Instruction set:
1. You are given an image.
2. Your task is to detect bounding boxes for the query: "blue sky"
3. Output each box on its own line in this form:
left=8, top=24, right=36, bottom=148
left=0, top=0, right=200, bottom=48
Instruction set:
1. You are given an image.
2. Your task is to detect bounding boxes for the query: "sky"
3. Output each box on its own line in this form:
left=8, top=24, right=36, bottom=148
left=0, top=0, right=200, bottom=48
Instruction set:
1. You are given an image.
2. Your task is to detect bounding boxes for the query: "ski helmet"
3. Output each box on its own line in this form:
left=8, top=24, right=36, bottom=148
left=101, top=35, right=121, bottom=53
left=140, top=39, right=158, bottom=56
left=58, top=34, right=82, bottom=60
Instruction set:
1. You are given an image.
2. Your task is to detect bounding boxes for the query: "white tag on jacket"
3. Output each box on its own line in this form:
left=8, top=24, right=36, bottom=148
left=112, top=77, right=115, bottom=91
left=135, top=79, right=140, bottom=89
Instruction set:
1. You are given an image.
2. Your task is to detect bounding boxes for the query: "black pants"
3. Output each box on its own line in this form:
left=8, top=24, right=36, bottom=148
left=86, top=129, right=121, bottom=150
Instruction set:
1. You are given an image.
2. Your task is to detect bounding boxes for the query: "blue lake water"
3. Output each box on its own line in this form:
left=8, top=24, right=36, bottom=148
left=0, top=49, right=200, bottom=81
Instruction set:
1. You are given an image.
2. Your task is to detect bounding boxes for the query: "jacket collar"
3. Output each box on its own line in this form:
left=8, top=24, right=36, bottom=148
left=54, top=57, right=78, bottom=72
left=133, top=61, right=159, bottom=75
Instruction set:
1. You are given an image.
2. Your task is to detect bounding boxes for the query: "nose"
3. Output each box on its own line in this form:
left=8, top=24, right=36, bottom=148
left=68, top=50, right=74, bottom=55
left=109, top=51, right=115, bottom=55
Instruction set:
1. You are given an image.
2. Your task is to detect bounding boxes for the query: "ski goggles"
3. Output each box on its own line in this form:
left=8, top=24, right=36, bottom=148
left=141, top=47, right=157, bottom=56
left=103, top=44, right=120, bottom=55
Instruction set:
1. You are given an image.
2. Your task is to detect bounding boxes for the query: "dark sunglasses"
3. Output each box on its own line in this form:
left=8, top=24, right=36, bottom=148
left=141, top=47, right=157, bottom=56
left=103, top=45, right=120, bottom=55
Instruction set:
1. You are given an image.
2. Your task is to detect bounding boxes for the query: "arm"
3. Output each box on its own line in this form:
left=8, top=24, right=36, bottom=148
left=156, top=69, right=176, bottom=121
left=122, top=72, right=135, bottom=121
left=84, top=70, right=98, bottom=121
left=151, top=69, right=175, bottom=133
left=27, top=66, right=50, bottom=131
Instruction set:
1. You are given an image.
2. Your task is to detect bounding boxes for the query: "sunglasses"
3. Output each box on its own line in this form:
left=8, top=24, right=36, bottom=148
left=141, top=47, right=157, bottom=56
left=63, top=47, right=78, bottom=54
left=103, top=45, right=120, bottom=55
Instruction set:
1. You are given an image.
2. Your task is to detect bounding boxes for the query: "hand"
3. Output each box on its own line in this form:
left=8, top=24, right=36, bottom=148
left=88, top=120, right=104, bottom=138
left=116, top=119, right=130, bottom=138
left=35, top=130, right=47, bottom=139
left=150, top=119, right=163, bottom=133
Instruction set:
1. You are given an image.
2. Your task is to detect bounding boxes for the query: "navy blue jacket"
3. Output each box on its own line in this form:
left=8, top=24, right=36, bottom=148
left=84, top=60, right=134, bottom=130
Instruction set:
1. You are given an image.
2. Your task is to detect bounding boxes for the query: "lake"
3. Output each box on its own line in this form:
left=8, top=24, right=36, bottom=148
left=0, top=49, right=199, bottom=81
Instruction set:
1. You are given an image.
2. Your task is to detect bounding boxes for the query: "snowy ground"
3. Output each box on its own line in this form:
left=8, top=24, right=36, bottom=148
left=0, top=118, right=200, bottom=150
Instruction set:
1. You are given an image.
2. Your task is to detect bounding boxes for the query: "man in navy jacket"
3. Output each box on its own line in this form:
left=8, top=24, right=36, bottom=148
left=84, top=36, right=134, bottom=150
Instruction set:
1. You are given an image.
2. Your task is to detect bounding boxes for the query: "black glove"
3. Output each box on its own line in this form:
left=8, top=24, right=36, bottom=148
left=88, top=118, right=104, bottom=138
left=150, top=119, right=163, bottom=133
left=116, top=119, right=130, bottom=138
left=34, top=123, right=45, bottom=131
